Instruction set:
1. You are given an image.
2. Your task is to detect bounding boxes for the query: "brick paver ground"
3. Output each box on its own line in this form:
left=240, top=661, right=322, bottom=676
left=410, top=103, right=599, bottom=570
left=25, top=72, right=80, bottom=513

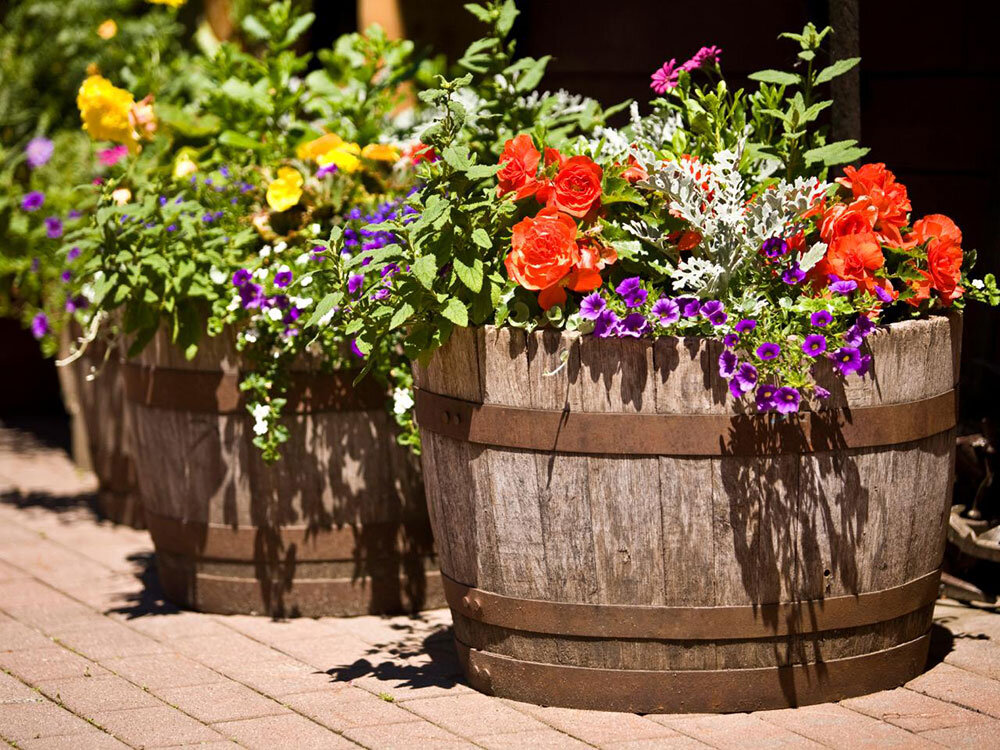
left=2, top=419, right=1000, bottom=749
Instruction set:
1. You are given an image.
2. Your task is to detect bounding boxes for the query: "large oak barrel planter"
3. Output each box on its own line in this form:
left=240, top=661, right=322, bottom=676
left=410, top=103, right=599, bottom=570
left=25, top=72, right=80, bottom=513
left=413, top=314, right=961, bottom=713
left=124, top=330, right=443, bottom=617
left=58, top=329, right=143, bottom=528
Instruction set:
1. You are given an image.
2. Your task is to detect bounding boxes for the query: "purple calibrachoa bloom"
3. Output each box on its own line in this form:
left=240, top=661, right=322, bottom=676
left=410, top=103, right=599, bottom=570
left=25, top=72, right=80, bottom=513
left=718, top=350, right=738, bottom=378
left=854, top=315, right=876, bottom=337
left=723, top=333, right=739, bottom=348
left=756, top=342, right=781, bottom=361
left=166, top=224, right=177, bottom=232
left=579, top=292, right=606, bottom=320
left=814, top=385, right=831, bottom=400
left=619, top=313, right=650, bottom=337
left=831, top=346, right=863, bottom=376
left=802, top=334, right=827, bottom=357
left=755, top=383, right=778, bottom=411
left=67, top=246, right=81, bottom=261
left=830, top=278, right=858, bottom=295
left=773, top=386, right=801, bottom=414
left=273, top=269, right=293, bottom=288
left=350, top=339, right=365, bottom=358
left=651, top=297, right=679, bottom=325
left=348, top=273, right=365, bottom=296
left=810, top=309, right=832, bottom=327
left=843, top=326, right=864, bottom=347
left=762, top=237, right=789, bottom=258
left=700, top=300, right=727, bottom=325
left=239, top=283, right=265, bottom=309
left=875, top=285, right=894, bottom=304
left=616, top=276, right=647, bottom=308
left=677, top=297, right=701, bottom=318
left=735, top=363, right=758, bottom=392
left=25, top=137, right=54, bottom=168
left=782, top=263, right=806, bottom=285
left=734, top=318, right=757, bottom=334
left=60, top=270, right=72, bottom=282
left=371, top=288, right=390, bottom=301
left=45, top=217, right=63, bottom=239
left=593, top=309, right=619, bottom=338
left=65, top=295, right=88, bottom=313
left=30, top=312, right=49, bottom=339
left=21, top=191, right=44, bottom=211
left=232, top=269, right=252, bottom=286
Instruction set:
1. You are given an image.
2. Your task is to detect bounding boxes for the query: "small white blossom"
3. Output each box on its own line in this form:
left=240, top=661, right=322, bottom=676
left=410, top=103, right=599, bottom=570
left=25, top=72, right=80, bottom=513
left=251, top=403, right=270, bottom=421
left=300, top=275, right=313, bottom=288
left=393, top=388, right=415, bottom=415
left=295, top=252, right=311, bottom=266
left=259, top=245, right=271, bottom=258
left=253, top=268, right=268, bottom=280
left=309, top=223, right=321, bottom=234
left=227, top=295, right=241, bottom=311
left=274, top=241, right=287, bottom=253
left=253, top=418, right=268, bottom=436
left=209, top=266, right=227, bottom=285
left=267, top=307, right=283, bottom=322
left=243, top=330, right=258, bottom=343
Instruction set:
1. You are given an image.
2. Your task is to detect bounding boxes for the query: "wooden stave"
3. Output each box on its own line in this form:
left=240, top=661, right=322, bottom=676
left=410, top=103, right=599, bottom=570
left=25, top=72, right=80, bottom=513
left=414, top=316, right=960, bottom=710
left=127, top=329, right=441, bottom=617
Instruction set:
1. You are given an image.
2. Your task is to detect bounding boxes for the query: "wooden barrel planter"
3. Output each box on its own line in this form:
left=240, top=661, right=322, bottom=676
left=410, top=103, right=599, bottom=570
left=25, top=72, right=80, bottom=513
left=58, top=329, right=143, bottom=528
left=413, top=314, right=961, bottom=713
left=123, top=330, right=443, bottom=617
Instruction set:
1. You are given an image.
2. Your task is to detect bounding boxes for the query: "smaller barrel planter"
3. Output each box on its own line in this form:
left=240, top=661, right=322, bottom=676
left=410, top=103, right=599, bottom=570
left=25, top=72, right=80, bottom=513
left=124, top=330, right=442, bottom=617
left=58, top=329, right=143, bottom=528
left=414, top=315, right=960, bottom=713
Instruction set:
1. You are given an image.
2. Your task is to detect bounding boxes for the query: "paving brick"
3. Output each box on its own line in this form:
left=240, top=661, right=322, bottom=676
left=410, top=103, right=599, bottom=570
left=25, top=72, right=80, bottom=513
left=0, top=646, right=109, bottom=683
left=37, top=674, right=160, bottom=714
left=0, top=618, right=58, bottom=651
left=508, top=701, right=677, bottom=746
left=0, top=669, right=40, bottom=704
left=758, top=703, right=941, bottom=749
left=0, top=558, right=30, bottom=581
left=213, top=713, right=357, bottom=749
left=944, top=634, right=1000, bottom=680
left=477, top=728, right=594, bottom=749
left=216, top=657, right=344, bottom=697
left=101, top=652, right=223, bottom=690
left=116, top=611, right=235, bottom=641
left=843, top=686, right=989, bottom=733
left=6, top=603, right=106, bottom=635
left=91, top=706, right=225, bottom=747
left=343, top=719, right=479, bottom=749
left=600, top=737, right=714, bottom=750
left=282, top=688, right=420, bottom=731
left=0, top=700, right=96, bottom=741
left=662, top=712, right=825, bottom=749
left=216, top=614, right=341, bottom=645
left=267, top=634, right=372, bottom=671
left=17, top=732, right=131, bottom=749
left=171, top=632, right=282, bottom=670
left=919, top=716, right=1000, bottom=749
left=404, top=693, right=548, bottom=740
left=906, top=662, right=1000, bottom=718
left=153, top=680, right=290, bottom=724
left=53, top=621, right=168, bottom=661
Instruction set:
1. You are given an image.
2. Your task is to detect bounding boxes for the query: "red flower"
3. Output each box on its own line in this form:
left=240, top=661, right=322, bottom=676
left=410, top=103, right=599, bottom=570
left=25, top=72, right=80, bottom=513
left=909, top=214, right=964, bottom=304
left=405, top=142, right=437, bottom=165
left=813, top=231, right=885, bottom=295
left=497, top=134, right=541, bottom=199
left=836, top=163, right=911, bottom=247
left=621, top=155, right=649, bottom=183
left=505, top=207, right=580, bottom=294
left=819, top=201, right=875, bottom=242
left=544, top=155, right=603, bottom=218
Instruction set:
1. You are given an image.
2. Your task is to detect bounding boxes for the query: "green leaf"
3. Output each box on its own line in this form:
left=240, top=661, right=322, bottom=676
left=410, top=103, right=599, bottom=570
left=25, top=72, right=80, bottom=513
left=471, top=228, right=492, bottom=249
left=454, top=255, right=484, bottom=293
left=515, top=56, right=550, bottom=92
left=389, top=302, right=415, bottom=331
left=814, top=57, right=860, bottom=85
left=463, top=3, right=492, bottom=23
left=440, top=297, right=469, bottom=327
left=747, top=69, right=800, bottom=87
left=441, top=145, right=471, bottom=171
left=218, top=130, right=266, bottom=151
left=496, top=0, right=518, bottom=35
left=412, top=254, right=437, bottom=289
left=465, top=163, right=501, bottom=180
left=306, top=292, right=343, bottom=327
left=803, top=140, right=870, bottom=166
left=282, top=13, right=315, bottom=46
left=241, top=14, right=270, bottom=40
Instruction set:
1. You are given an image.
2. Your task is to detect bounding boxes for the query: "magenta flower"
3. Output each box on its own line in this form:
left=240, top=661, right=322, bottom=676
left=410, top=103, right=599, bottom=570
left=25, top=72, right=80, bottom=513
left=45, top=216, right=63, bottom=239
left=773, top=386, right=801, bottom=414
left=651, top=297, right=679, bottom=325
left=65, top=295, right=88, bottom=313
left=232, top=269, right=252, bottom=286
left=98, top=145, right=128, bottom=167
left=348, top=273, right=365, bottom=296
left=274, top=269, right=293, bottom=288
left=350, top=339, right=365, bottom=358
left=874, top=285, right=894, bottom=304
left=831, top=346, right=863, bottom=376
left=239, top=283, right=264, bottom=309
left=616, top=276, right=647, bottom=308
left=723, top=333, right=739, bottom=348
left=782, top=263, right=806, bottom=285
left=718, top=350, right=738, bottom=378
left=677, top=297, right=701, bottom=318
left=21, top=191, right=44, bottom=211
left=755, top=342, right=781, bottom=361
left=593, top=309, right=620, bottom=338
left=761, top=237, right=789, bottom=258
left=25, top=137, right=54, bottom=168
left=755, top=383, right=778, bottom=411
left=30, top=312, right=49, bottom=339
left=854, top=315, right=876, bottom=337
left=810, top=310, right=832, bottom=327
left=830, top=278, right=858, bottom=295
left=619, top=313, right=650, bottom=337
left=813, top=385, right=831, bottom=400
left=802, top=334, right=827, bottom=357
left=735, top=363, right=758, bottom=393
left=734, top=318, right=757, bottom=334
left=650, top=58, right=679, bottom=93
left=579, top=292, right=606, bottom=321
left=67, top=246, right=81, bottom=261
left=684, top=45, right=722, bottom=70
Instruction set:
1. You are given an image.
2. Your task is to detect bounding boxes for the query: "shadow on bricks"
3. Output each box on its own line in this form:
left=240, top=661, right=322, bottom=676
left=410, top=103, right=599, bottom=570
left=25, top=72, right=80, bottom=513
left=1, top=488, right=101, bottom=518
left=325, top=622, right=465, bottom=692
left=927, top=621, right=956, bottom=669
left=105, top=551, right=185, bottom=620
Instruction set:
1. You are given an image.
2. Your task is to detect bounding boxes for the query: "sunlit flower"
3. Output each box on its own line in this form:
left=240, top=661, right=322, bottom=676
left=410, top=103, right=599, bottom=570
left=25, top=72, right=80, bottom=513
left=30, top=313, right=49, bottom=339
left=25, top=137, right=53, bottom=168
left=147, top=0, right=187, bottom=7
left=21, top=191, right=45, bottom=211
left=317, top=141, right=361, bottom=173
left=172, top=151, right=198, bottom=179
left=111, top=188, right=132, bottom=205
left=97, top=19, right=117, bottom=39
left=361, top=143, right=400, bottom=162
left=77, top=75, right=138, bottom=150
left=266, top=167, right=303, bottom=212
left=98, top=145, right=129, bottom=166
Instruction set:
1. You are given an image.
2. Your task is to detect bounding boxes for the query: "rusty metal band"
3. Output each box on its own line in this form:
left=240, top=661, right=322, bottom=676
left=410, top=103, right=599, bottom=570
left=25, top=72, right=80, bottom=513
left=455, top=634, right=931, bottom=713
left=415, top=388, right=956, bottom=456
left=443, top=570, right=940, bottom=640
left=146, top=509, right=435, bottom=563
left=122, top=362, right=385, bottom=414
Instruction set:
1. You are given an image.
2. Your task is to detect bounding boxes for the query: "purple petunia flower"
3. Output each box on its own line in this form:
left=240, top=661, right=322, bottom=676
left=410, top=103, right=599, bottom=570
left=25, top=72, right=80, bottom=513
left=676, top=296, right=701, bottom=318
left=734, top=318, right=757, bottom=334
left=729, top=378, right=745, bottom=399
left=762, top=237, right=789, bottom=258
left=166, top=224, right=177, bottom=232
left=232, top=269, right=252, bottom=287
left=857, top=354, right=872, bottom=378
left=756, top=383, right=778, bottom=411
left=651, top=297, right=679, bottom=325
left=60, top=270, right=71, bottom=282
left=619, top=313, right=650, bottom=338
left=700, top=300, right=727, bottom=325
left=773, top=386, right=801, bottom=414
left=831, top=346, right=863, bottom=376
left=718, top=350, right=738, bottom=378
left=735, top=363, right=758, bottom=393
left=854, top=315, right=876, bottom=337
left=616, top=276, right=647, bottom=308
left=30, top=312, right=49, bottom=339
left=239, top=283, right=264, bottom=309
left=723, top=333, right=739, bottom=348
left=317, top=163, right=338, bottom=178
left=579, top=292, right=606, bottom=321
left=802, top=334, right=827, bottom=357
left=810, top=310, right=832, bottom=327
left=813, top=385, right=831, bottom=400
left=25, top=137, right=54, bottom=168
left=371, top=288, right=390, bottom=301
left=830, top=278, right=858, bottom=295
left=67, top=246, right=81, bottom=261
left=68, top=210, right=81, bottom=219
left=843, top=326, right=864, bottom=348
left=756, top=342, right=781, bottom=361
left=782, top=263, right=806, bottom=285
left=274, top=269, right=293, bottom=288
left=45, top=216, right=63, bottom=239
left=350, top=339, right=365, bottom=358
left=593, top=309, right=620, bottom=338
left=21, top=191, right=44, bottom=211
left=65, top=295, right=88, bottom=313
left=348, top=273, right=365, bottom=296
left=874, top=285, right=894, bottom=304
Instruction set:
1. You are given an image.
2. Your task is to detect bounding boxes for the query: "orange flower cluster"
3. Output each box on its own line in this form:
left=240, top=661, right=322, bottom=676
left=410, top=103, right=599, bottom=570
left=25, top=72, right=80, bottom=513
left=811, top=163, right=964, bottom=307
left=498, top=135, right=617, bottom=309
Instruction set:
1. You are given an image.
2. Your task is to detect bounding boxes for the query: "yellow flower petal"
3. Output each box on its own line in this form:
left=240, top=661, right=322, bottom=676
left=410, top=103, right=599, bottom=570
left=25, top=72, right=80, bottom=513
left=296, top=133, right=344, bottom=161
left=97, top=19, right=117, bottom=40
left=361, top=143, right=400, bottom=162
left=77, top=75, right=138, bottom=150
left=266, top=167, right=303, bottom=212
left=146, top=0, right=186, bottom=7
left=317, top=143, right=362, bottom=173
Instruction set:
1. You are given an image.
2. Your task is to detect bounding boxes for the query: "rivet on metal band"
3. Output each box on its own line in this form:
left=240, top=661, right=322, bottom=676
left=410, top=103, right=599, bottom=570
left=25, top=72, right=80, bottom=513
left=443, top=570, right=941, bottom=640
left=415, top=388, right=957, bottom=457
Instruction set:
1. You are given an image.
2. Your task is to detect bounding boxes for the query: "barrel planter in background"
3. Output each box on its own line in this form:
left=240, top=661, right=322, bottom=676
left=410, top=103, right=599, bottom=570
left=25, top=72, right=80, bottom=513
left=413, top=314, right=961, bottom=713
left=58, top=329, right=143, bottom=528
left=123, top=330, right=442, bottom=617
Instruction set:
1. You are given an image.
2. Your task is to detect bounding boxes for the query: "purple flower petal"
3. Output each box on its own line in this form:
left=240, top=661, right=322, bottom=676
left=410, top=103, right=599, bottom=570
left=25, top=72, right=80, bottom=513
left=579, top=292, right=606, bottom=321
left=755, top=342, right=781, bottom=361
left=773, top=386, right=801, bottom=414
left=810, top=310, right=832, bottom=327
left=651, top=297, right=680, bottom=325
left=802, top=334, right=827, bottom=357
left=718, top=350, right=738, bottom=378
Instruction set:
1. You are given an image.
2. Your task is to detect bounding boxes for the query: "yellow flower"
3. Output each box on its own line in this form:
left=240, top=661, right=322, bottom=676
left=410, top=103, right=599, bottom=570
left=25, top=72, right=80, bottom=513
left=77, top=75, right=138, bottom=150
left=361, top=143, right=400, bottom=162
left=317, top=141, right=361, bottom=173
left=146, top=0, right=187, bottom=7
left=266, top=167, right=303, bottom=212
left=97, top=19, right=117, bottom=39
left=172, top=151, right=198, bottom=179
left=111, top=188, right=132, bottom=205
left=296, top=133, right=345, bottom=161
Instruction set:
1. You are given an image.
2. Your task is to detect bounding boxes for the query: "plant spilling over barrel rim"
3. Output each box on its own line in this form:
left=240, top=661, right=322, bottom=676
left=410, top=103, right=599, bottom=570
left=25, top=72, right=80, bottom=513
left=312, top=14, right=999, bottom=413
